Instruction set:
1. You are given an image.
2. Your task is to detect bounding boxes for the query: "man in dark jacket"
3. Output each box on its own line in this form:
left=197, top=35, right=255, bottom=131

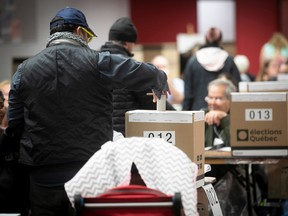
left=5, top=7, right=169, bottom=216
left=100, top=17, right=174, bottom=136
left=183, top=27, right=241, bottom=111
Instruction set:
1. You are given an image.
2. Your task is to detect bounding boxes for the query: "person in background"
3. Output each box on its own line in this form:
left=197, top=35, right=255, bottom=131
left=259, top=32, right=288, bottom=70
left=0, top=80, right=11, bottom=128
left=234, top=54, right=255, bottom=82
left=0, top=90, right=7, bottom=211
left=202, top=78, right=236, bottom=149
left=151, top=55, right=184, bottom=110
left=279, top=60, right=288, bottom=74
left=100, top=17, right=174, bottom=136
left=5, top=7, right=169, bottom=216
left=0, top=88, right=30, bottom=215
left=256, top=58, right=281, bottom=81
left=278, top=60, right=288, bottom=81
left=203, top=79, right=250, bottom=215
left=179, top=43, right=202, bottom=78
left=182, top=27, right=241, bottom=111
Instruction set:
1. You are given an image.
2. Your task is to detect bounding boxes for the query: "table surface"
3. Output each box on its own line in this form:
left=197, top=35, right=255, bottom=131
left=205, top=150, right=288, bottom=215
left=205, top=150, right=287, bottom=165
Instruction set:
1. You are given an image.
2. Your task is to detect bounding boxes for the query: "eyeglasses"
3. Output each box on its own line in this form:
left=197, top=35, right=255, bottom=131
left=205, top=96, right=226, bottom=103
left=80, top=27, right=94, bottom=43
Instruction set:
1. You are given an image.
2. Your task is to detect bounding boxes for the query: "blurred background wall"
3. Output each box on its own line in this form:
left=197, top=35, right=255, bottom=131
left=0, top=0, right=287, bottom=80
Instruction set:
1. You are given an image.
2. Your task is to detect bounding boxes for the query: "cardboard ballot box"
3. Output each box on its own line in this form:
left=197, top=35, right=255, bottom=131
left=125, top=110, right=205, bottom=187
left=230, top=92, right=288, bottom=156
left=239, top=81, right=288, bottom=92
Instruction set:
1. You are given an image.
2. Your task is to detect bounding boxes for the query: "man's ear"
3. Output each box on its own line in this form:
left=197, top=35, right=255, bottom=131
left=75, top=26, right=81, bottom=35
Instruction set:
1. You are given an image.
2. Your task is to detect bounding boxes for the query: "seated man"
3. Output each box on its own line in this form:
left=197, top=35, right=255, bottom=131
left=203, top=79, right=251, bottom=215
left=202, top=78, right=236, bottom=182
left=202, top=78, right=236, bottom=149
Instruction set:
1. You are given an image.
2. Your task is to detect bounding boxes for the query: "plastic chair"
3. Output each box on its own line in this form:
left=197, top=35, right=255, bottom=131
left=74, top=185, right=183, bottom=216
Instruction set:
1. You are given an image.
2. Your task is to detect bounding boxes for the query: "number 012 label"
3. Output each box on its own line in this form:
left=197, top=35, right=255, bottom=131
left=143, top=131, right=175, bottom=145
left=245, top=109, right=272, bottom=121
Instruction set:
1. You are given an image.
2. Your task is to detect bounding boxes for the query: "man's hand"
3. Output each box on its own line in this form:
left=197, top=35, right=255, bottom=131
left=204, top=110, right=227, bottom=126
left=150, top=90, right=170, bottom=103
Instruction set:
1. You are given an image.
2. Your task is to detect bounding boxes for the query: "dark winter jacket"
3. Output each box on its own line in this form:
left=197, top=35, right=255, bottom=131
left=6, top=38, right=168, bottom=185
left=100, top=42, right=175, bottom=136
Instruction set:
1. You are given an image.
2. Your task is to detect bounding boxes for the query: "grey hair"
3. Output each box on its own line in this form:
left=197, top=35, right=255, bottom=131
left=208, top=78, right=237, bottom=98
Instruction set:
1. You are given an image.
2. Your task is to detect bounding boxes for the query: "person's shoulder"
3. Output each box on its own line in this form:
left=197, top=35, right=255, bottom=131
left=186, top=55, right=200, bottom=66
left=226, top=54, right=236, bottom=62
left=280, top=46, right=288, bottom=56
left=186, top=53, right=198, bottom=61
left=225, top=55, right=238, bottom=65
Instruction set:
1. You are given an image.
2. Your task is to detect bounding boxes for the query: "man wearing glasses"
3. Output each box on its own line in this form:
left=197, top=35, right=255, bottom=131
left=203, top=78, right=247, bottom=215
left=6, top=7, right=169, bottom=216
left=202, top=78, right=236, bottom=149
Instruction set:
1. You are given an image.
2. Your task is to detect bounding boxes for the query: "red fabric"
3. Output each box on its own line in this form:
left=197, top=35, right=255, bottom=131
left=80, top=185, right=177, bottom=216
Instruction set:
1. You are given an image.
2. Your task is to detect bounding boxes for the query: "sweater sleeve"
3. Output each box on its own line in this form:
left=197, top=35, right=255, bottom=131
left=219, top=115, right=231, bottom=146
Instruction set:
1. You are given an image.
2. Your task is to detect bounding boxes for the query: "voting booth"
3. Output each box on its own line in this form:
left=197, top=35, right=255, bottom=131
left=125, top=110, right=205, bottom=187
left=230, top=92, right=288, bottom=156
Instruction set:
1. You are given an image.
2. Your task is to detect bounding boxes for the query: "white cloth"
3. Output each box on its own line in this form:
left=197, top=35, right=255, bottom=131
left=64, top=137, right=198, bottom=216
left=112, top=130, right=124, bottom=141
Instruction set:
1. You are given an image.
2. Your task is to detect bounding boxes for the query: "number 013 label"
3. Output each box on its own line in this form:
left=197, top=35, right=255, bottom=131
left=143, top=131, right=175, bottom=145
left=245, top=109, right=273, bottom=121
